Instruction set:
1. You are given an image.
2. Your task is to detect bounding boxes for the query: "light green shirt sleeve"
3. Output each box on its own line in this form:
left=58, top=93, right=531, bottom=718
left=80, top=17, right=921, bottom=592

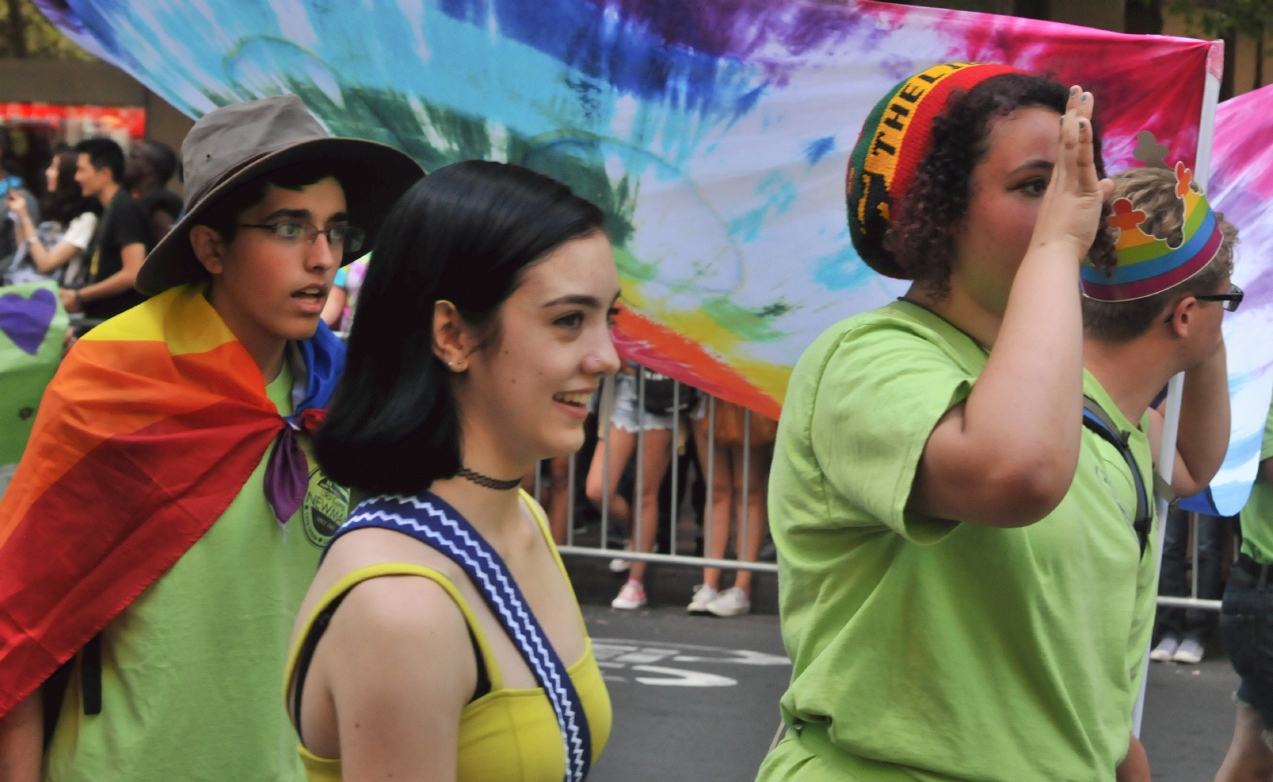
left=809, top=321, right=973, bottom=544
left=1262, top=399, right=1273, bottom=461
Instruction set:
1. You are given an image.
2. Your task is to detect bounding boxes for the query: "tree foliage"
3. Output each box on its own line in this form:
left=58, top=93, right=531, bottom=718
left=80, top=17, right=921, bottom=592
left=0, top=0, right=93, bottom=60
left=1164, top=0, right=1273, bottom=39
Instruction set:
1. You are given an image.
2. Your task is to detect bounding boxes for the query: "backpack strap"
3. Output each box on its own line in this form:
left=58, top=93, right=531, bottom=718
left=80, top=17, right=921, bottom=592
left=1081, top=395, right=1151, bottom=556
left=328, top=492, right=592, bottom=782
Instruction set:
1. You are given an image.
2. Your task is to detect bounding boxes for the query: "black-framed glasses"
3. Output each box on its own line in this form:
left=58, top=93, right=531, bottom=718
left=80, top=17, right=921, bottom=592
left=1162, top=283, right=1244, bottom=323
left=237, top=220, right=366, bottom=255
left=1196, top=283, right=1244, bottom=312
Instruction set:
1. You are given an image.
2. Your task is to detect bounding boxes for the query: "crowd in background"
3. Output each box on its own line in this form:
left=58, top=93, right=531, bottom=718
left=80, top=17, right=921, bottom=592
left=0, top=130, right=781, bottom=620
left=0, top=129, right=1233, bottom=634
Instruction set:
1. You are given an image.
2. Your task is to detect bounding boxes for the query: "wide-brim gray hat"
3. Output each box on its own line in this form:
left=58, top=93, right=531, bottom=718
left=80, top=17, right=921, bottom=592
left=137, top=94, right=424, bottom=297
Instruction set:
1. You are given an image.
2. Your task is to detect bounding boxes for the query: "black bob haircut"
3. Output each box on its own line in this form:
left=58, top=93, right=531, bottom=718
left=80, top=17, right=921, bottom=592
left=315, top=160, right=607, bottom=496
left=74, top=137, right=126, bottom=185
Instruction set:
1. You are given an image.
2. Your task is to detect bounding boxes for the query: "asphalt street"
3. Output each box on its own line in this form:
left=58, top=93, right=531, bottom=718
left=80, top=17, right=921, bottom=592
left=581, top=604, right=790, bottom=782
left=569, top=558, right=1244, bottom=782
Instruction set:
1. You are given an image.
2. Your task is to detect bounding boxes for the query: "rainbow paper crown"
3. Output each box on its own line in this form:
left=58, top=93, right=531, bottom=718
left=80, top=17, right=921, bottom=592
left=1081, top=161, right=1223, bottom=302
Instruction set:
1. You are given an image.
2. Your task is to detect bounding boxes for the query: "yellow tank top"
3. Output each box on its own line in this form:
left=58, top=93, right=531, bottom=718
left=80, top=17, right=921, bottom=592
left=284, top=495, right=612, bottom=782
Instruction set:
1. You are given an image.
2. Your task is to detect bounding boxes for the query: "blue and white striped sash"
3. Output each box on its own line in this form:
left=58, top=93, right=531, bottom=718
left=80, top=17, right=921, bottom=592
left=329, top=492, right=592, bottom=782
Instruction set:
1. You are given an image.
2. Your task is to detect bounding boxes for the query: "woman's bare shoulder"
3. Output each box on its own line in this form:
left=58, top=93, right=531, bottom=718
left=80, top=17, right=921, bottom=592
left=292, top=526, right=467, bottom=652
left=317, top=537, right=477, bottom=704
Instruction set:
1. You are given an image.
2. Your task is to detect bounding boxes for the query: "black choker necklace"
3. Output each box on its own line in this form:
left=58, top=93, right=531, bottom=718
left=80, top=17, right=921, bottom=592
left=456, top=467, right=522, bottom=491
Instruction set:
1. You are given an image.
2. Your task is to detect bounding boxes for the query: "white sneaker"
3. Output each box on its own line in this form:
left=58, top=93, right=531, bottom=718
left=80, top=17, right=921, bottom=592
left=611, top=580, right=647, bottom=610
left=608, top=542, right=633, bottom=573
left=1173, top=638, right=1205, bottom=664
left=1150, top=636, right=1180, bottom=662
left=687, top=584, right=719, bottom=613
left=706, top=586, right=751, bottom=617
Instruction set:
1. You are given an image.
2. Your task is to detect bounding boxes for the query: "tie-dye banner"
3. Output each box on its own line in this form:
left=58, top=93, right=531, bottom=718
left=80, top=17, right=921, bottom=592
left=35, top=1, right=1215, bottom=421
left=1180, top=84, right=1273, bottom=517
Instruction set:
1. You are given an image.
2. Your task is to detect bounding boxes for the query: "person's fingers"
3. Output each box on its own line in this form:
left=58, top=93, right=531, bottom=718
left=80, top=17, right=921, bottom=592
left=1075, top=91, right=1094, bottom=123
left=1055, top=101, right=1081, bottom=189
left=1099, top=177, right=1115, bottom=201
left=1072, top=116, right=1099, bottom=194
left=1066, top=85, right=1082, bottom=114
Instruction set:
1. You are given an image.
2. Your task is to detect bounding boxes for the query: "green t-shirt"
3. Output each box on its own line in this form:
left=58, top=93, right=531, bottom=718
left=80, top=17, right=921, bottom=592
left=757, top=301, right=1159, bottom=782
left=45, top=361, right=351, bottom=782
left=1240, top=400, right=1273, bottom=564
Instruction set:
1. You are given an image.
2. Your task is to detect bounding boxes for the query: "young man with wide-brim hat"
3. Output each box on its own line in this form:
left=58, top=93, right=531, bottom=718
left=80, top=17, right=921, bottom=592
left=0, top=94, right=423, bottom=781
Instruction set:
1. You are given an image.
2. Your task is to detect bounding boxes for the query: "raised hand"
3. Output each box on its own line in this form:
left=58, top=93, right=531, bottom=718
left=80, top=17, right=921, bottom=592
left=6, top=189, right=28, bottom=217
left=1029, top=86, right=1114, bottom=260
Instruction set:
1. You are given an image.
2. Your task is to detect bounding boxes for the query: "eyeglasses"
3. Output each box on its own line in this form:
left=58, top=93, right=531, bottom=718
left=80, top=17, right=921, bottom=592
left=237, top=221, right=366, bottom=255
left=1162, top=283, right=1244, bottom=324
left=1196, top=283, right=1244, bottom=312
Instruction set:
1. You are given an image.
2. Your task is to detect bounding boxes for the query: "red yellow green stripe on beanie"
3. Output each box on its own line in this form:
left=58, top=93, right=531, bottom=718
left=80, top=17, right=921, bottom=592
left=1081, top=161, right=1222, bottom=301
left=847, top=62, right=1022, bottom=279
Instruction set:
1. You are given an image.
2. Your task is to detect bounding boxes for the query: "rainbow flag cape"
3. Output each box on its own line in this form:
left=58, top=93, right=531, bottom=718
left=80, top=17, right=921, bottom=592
left=0, top=284, right=343, bottom=717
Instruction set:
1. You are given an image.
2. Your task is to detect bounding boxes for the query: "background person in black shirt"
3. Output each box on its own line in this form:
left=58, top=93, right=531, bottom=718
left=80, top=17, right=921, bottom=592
left=64, top=138, right=153, bottom=320
left=125, top=139, right=184, bottom=241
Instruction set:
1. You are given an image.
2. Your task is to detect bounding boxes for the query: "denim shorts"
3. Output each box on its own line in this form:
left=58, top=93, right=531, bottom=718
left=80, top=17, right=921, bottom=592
left=608, top=372, right=676, bottom=433
left=1220, top=559, right=1273, bottom=729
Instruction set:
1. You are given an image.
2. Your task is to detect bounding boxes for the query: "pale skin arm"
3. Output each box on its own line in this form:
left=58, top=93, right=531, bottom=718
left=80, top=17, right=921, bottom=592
left=1117, top=734, right=1151, bottom=782
left=909, top=88, right=1113, bottom=528
left=60, top=243, right=145, bottom=314
left=1147, top=343, right=1230, bottom=498
left=0, top=688, right=43, bottom=782
left=324, top=576, right=473, bottom=782
left=6, top=191, right=79, bottom=274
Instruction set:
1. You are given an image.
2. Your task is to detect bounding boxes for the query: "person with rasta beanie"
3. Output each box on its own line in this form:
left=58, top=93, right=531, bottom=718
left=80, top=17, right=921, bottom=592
left=0, top=94, right=422, bottom=781
left=758, top=62, right=1169, bottom=782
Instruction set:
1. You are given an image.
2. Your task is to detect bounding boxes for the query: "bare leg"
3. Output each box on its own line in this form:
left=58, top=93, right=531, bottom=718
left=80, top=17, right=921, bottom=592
left=731, top=444, right=769, bottom=596
left=628, top=428, right=674, bottom=586
left=585, top=426, right=636, bottom=537
left=697, top=425, right=738, bottom=590
left=1215, top=702, right=1273, bottom=782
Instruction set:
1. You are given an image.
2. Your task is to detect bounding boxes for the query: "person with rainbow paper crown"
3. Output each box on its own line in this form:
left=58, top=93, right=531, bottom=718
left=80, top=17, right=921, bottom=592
left=758, top=62, right=1224, bottom=782
left=0, top=95, right=422, bottom=781
left=1076, top=158, right=1238, bottom=776
left=1122, top=165, right=1273, bottom=780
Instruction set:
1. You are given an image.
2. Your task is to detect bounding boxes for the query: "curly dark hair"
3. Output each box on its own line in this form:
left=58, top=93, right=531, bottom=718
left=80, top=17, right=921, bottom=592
left=883, top=73, right=1117, bottom=298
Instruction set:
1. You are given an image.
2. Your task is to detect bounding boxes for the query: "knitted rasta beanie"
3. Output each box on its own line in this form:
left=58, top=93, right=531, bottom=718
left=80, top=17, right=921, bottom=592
left=847, top=62, right=1023, bottom=279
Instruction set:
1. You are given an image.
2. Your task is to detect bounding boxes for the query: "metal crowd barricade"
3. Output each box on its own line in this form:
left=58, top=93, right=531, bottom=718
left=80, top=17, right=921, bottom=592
left=536, top=368, right=778, bottom=574
left=1156, top=510, right=1228, bottom=612
left=531, top=368, right=1233, bottom=596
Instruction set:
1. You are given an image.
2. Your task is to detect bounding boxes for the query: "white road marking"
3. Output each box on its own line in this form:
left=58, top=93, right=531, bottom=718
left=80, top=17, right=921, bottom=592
left=591, top=639, right=789, bottom=687
left=631, top=665, right=737, bottom=687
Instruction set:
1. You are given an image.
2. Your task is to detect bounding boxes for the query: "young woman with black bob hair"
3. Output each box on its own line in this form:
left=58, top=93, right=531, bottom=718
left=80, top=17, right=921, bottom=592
left=760, top=65, right=1159, bottom=781
left=291, top=160, right=620, bottom=781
